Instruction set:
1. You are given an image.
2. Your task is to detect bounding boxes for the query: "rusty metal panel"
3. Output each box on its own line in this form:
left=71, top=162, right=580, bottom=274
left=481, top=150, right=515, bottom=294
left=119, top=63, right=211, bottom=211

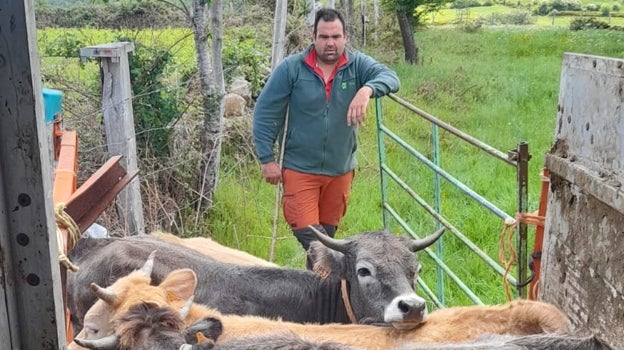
left=541, top=53, right=624, bottom=349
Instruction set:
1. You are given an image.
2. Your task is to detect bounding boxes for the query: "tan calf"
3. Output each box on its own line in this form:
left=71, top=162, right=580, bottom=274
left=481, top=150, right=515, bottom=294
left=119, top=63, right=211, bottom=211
left=73, top=260, right=570, bottom=350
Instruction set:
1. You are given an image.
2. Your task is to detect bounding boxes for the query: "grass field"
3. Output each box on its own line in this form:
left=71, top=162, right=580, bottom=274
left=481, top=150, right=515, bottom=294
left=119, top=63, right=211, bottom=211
left=38, top=22, right=624, bottom=309
left=427, top=3, right=624, bottom=27
left=208, top=26, right=624, bottom=308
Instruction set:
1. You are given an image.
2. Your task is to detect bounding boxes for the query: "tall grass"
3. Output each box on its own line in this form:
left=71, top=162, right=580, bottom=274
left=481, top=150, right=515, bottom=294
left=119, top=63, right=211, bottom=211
left=208, top=27, right=624, bottom=307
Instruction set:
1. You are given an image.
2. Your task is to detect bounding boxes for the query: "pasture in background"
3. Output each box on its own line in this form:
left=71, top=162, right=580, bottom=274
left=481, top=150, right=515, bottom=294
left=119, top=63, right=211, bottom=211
left=38, top=19, right=624, bottom=307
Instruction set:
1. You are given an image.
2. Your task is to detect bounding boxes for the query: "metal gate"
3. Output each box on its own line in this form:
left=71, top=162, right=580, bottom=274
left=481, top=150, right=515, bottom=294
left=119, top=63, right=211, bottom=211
left=374, top=93, right=532, bottom=307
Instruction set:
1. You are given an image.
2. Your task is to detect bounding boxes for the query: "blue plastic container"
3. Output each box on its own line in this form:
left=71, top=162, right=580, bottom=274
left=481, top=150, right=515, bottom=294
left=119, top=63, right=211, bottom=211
left=42, top=88, right=63, bottom=123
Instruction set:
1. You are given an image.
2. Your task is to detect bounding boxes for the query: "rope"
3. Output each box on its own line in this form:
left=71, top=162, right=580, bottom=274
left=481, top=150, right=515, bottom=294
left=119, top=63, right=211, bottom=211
left=498, top=211, right=547, bottom=301
left=341, top=279, right=358, bottom=324
left=498, top=217, right=517, bottom=302
left=54, top=203, right=80, bottom=272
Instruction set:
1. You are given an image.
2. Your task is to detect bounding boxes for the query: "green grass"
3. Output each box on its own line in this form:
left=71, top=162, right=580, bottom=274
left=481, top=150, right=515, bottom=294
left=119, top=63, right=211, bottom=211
left=38, top=24, right=624, bottom=309
left=208, top=27, right=624, bottom=308
left=428, top=4, right=624, bottom=27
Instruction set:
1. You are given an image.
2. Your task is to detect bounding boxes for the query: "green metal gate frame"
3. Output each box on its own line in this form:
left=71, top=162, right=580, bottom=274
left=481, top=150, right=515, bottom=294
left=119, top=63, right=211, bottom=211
left=375, top=94, right=531, bottom=307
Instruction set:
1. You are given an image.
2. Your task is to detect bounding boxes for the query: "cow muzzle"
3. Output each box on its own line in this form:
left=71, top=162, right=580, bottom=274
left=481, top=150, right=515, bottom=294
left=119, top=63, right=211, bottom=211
left=384, top=294, right=428, bottom=329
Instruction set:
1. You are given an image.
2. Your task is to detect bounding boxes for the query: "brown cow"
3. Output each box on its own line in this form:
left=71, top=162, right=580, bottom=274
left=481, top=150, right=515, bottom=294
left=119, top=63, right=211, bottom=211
left=76, top=302, right=609, bottom=350
left=149, top=231, right=277, bottom=267
left=72, top=255, right=571, bottom=350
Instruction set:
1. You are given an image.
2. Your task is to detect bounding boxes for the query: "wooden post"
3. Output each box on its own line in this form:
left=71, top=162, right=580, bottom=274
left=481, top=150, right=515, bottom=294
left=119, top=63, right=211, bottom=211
left=0, top=0, right=67, bottom=348
left=80, top=42, right=145, bottom=235
left=541, top=53, right=624, bottom=349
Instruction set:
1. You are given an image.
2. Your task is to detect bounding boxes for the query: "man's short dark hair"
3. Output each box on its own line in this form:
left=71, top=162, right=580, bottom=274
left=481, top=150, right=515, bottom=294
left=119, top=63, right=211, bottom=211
left=313, top=8, right=346, bottom=36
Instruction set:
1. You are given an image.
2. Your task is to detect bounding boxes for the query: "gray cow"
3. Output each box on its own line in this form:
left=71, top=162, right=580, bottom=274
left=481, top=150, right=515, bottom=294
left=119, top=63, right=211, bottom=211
left=67, top=227, right=443, bottom=337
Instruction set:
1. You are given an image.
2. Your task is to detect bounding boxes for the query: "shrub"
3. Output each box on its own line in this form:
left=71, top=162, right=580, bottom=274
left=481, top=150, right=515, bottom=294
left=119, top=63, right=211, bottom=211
left=497, top=10, right=536, bottom=24
left=613, top=3, right=621, bottom=11
left=535, top=0, right=582, bottom=15
left=585, top=3, right=599, bottom=11
left=600, top=4, right=611, bottom=15
left=451, top=0, right=483, bottom=9
left=459, top=18, right=484, bottom=32
left=569, top=17, right=611, bottom=30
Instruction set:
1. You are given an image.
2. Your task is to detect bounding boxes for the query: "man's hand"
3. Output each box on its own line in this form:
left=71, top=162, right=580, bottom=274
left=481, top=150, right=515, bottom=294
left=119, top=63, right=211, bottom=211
left=347, top=86, right=373, bottom=126
left=261, top=161, right=282, bottom=185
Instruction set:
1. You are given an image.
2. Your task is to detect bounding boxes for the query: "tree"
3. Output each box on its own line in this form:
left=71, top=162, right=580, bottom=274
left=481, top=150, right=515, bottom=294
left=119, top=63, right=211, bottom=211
left=194, top=0, right=226, bottom=212
left=382, top=0, right=445, bottom=63
left=98, top=0, right=225, bottom=211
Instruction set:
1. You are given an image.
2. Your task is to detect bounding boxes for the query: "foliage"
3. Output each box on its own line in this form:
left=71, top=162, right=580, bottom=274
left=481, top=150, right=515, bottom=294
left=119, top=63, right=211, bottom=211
left=451, top=0, right=489, bottom=9
left=459, top=18, right=485, bottom=31
left=35, top=1, right=186, bottom=29
left=494, top=9, right=537, bottom=24
left=534, top=0, right=582, bottom=15
left=381, top=0, right=447, bottom=28
left=40, top=31, right=86, bottom=57
left=119, top=36, right=183, bottom=158
left=569, top=16, right=611, bottom=28
left=222, top=28, right=271, bottom=97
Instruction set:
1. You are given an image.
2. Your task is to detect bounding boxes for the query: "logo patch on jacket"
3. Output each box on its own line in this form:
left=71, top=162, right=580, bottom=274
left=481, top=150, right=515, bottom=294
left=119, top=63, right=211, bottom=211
left=341, top=80, right=355, bottom=90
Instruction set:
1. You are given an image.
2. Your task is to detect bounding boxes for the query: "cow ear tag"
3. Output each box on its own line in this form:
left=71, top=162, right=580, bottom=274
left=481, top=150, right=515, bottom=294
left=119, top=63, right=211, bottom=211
left=313, top=264, right=331, bottom=279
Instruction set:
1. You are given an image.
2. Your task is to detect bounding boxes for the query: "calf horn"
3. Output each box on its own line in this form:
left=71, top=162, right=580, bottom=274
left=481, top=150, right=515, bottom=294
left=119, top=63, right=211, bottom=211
left=409, top=227, right=445, bottom=252
left=73, top=334, right=119, bottom=350
left=180, top=295, right=195, bottom=319
left=90, top=283, right=117, bottom=305
left=89, top=251, right=157, bottom=304
left=139, top=250, right=157, bottom=277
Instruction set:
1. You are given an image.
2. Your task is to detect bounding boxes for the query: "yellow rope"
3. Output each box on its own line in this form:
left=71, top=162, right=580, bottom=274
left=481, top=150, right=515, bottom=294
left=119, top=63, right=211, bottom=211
left=498, top=211, right=546, bottom=301
left=55, top=203, right=80, bottom=272
left=499, top=217, right=517, bottom=302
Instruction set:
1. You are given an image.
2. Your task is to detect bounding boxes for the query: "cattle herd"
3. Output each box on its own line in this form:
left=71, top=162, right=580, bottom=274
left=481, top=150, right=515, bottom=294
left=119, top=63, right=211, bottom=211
left=65, top=228, right=613, bottom=350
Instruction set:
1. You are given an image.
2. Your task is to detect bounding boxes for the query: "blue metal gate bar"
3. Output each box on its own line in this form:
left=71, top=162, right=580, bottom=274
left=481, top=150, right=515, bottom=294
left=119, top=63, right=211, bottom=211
left=432, top=123, right=444, bottom=305
left=379, top=125, right=515, bottom=222
left=385, top=202, right=485, bottom=305
left=374, top=94, right=530, bottom=303
left=381, top=165, right=519, bottom=286
left=387, top=94, right=515, bottom=166
left=417, top=276, right=443, bottom=308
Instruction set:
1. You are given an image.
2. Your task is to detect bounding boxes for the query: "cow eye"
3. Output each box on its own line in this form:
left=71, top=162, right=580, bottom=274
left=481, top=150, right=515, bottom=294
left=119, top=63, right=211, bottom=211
left=357, top=267, right=371, bottom=277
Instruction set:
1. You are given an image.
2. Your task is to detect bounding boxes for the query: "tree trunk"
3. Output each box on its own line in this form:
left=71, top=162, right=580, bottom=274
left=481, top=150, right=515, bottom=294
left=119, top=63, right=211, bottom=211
left=396, top=10, right=418, bottom=64
left=306, top=0, right=315, bottom=25
left=271, top=0, right=288, bottom=70
left=192, top=0, right=225, bottom=212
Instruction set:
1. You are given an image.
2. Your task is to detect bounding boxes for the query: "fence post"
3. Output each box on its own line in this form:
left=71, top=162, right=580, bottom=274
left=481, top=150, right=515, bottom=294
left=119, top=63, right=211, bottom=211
left=80, top=42, right=145, bottom=236
left=515, top=142, right=530, bottom=298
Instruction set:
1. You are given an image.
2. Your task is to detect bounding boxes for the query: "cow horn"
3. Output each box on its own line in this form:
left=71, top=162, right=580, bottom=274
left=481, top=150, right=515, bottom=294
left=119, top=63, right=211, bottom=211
left=409, top=227, right=445, bottom=252
left=180, top=295, right=195, bottom=319
left=73, top=334, right=119, bottom=350
left=90, top=283, right=117, bottom=305
left=138, top=250, right=156, bottom=277
left=308, top=225, right=350, bottom=253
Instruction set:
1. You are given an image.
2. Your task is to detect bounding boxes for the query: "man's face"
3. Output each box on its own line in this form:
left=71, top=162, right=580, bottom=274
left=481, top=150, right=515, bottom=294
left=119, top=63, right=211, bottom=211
left=313, top=19, right=347, bottom=65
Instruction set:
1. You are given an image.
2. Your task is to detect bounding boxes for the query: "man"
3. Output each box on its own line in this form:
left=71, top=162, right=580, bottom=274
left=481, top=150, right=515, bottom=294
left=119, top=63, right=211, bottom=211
left=253, top=8, right=400, bottom=252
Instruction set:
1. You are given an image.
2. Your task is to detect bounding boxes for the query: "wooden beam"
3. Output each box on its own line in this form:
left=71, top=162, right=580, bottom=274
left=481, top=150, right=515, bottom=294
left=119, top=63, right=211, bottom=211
left=0, top=0, right=67, bottom=348
left=65, top=155, right=138, bottom=235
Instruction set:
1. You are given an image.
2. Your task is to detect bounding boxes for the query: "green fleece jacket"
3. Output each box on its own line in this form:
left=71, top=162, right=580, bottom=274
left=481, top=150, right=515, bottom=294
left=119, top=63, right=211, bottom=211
left=253, top=45, right=400, bottom=176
